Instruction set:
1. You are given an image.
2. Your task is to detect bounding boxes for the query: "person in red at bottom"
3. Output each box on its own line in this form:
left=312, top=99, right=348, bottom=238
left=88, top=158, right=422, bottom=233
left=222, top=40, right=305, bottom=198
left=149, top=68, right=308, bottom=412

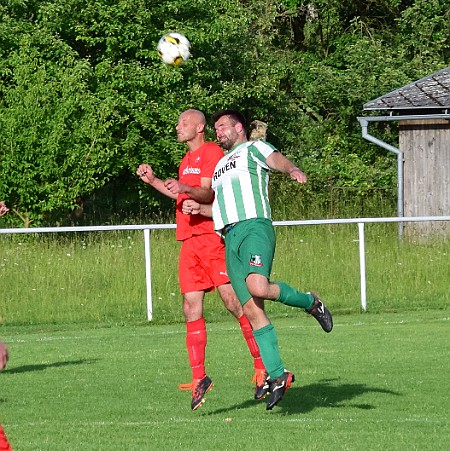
left=0, top=426, right=11, bottom=451
left=0, top=207, right=12, bottom=449
left=137, top=109, right=267, bottom=410
left=0, top=341, right=12, bottom=451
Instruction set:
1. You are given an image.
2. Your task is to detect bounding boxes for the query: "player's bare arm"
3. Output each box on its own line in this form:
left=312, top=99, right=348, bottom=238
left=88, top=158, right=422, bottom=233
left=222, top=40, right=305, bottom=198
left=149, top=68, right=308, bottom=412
left=0, top=341, right=8, bottom=371
left=0, top=202, right=9, bottom=217
left=164, top=177, right=215, bottom=203
left=136, top=164, right=178, bottom=200
left=182, top=199, right=212, bottom=217
left=266, top=151, right=307, bottom=184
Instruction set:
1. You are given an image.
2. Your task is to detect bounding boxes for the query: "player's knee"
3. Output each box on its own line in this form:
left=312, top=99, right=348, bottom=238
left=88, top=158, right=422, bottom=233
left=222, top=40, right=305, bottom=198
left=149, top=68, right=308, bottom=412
left=182, top=298, right=203, bottom=321
left=247, top=285, right=269, bottom=300
left=222, top=297, right=243, bottom=317
left=246, top=274, right=270, bottom=300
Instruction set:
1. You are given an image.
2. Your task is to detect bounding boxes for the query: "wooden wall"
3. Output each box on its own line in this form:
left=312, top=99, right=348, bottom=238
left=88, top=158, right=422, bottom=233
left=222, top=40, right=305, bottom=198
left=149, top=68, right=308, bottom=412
left=399, top=119, right=450, bottom=237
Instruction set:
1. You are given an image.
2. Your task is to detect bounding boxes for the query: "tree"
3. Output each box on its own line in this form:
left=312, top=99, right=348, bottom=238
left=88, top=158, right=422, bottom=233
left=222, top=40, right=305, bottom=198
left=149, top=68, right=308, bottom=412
left=0, top=0, right=448, bottom=225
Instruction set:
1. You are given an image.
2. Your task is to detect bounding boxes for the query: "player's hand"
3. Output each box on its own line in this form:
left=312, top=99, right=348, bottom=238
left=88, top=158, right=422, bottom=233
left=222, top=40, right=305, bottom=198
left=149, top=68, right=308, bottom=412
left=289, top=168, right=307, bottom=184
left=164, top=179, right=188, bottom=195
left=0, top=201, right=9, bottom=217
left=136, top=164, right=155, bottom=184
left=0, top=341, right=8, bottom=372
left=182, top=199, right=200, bottom=215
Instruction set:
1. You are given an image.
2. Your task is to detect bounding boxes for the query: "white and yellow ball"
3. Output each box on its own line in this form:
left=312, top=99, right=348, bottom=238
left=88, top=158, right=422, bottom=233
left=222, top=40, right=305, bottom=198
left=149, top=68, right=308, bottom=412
left=157, top=33, right=191, bottom=66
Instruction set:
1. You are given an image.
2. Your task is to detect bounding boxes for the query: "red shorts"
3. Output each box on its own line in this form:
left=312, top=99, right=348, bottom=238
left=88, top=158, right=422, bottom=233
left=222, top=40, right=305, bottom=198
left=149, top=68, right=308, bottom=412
left=179, top=233, right=230, bottom=294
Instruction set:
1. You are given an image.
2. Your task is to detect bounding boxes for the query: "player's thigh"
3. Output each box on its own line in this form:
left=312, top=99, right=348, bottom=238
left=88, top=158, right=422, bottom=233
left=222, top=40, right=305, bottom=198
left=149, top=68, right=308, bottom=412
left=193, top=233, right=230, bottom=286
left=225, top=219, right=275, bottom=303
left=179, top=238, right=212, bottom=293
left=238, top=218, right=275, bottom=279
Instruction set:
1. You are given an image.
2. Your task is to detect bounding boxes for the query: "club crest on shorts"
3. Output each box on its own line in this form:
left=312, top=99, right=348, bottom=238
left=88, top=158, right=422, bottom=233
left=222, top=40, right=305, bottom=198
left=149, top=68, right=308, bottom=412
left=249, top=254, right=263, bottom=267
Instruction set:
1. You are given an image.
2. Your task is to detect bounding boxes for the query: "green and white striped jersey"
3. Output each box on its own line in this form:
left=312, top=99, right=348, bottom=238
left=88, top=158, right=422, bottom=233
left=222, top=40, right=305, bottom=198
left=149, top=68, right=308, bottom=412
left=211, top=140, right=277, bottom=230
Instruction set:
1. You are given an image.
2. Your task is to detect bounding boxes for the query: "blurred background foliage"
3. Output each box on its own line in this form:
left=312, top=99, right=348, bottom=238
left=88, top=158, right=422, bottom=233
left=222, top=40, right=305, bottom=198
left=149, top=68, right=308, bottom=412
left=0, top=0, right=449, bottom=226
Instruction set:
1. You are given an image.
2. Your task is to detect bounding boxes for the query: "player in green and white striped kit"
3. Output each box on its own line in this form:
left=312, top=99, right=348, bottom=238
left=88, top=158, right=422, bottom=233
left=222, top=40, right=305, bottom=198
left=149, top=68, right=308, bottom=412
left=209, top=109, right=333, bottom=410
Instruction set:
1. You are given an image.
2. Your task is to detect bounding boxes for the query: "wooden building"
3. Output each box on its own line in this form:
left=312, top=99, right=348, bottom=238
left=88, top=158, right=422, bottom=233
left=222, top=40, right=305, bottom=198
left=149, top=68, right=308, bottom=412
left=359, top=66, right=450, bottom=237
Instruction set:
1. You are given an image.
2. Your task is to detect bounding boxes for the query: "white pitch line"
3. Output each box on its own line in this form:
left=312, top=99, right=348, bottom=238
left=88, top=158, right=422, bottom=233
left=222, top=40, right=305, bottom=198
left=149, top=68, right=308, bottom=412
left=4, top=414, right=447, bottom=430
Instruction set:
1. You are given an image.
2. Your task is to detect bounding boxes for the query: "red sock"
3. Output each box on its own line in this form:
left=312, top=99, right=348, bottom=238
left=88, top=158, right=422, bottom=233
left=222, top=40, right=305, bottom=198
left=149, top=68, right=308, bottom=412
left=0, top=425, right=12, bottom=451
left=186, top=317, right=207, bottom=380
left=238, top=315, right=265, bottom=371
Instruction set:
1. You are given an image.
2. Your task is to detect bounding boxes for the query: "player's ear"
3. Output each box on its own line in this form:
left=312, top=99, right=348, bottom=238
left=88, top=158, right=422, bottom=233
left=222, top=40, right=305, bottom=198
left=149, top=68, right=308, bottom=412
left=198, top=122, right=205, bottom=133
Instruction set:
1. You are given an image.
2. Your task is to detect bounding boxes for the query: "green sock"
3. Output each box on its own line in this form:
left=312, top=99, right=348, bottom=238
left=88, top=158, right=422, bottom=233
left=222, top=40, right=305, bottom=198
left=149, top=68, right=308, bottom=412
left=274, top=282, right=314, bottom=310
left=253, top=323, right=284, bottom=379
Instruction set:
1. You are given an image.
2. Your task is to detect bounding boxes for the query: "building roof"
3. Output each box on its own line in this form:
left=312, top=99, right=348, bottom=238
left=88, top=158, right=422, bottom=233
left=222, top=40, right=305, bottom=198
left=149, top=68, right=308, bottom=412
left=363, top=65, right=450, bottom=112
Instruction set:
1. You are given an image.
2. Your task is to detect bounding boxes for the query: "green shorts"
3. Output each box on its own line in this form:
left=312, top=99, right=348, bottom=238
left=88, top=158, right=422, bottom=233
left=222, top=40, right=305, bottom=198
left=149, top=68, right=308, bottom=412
left=223, top=218, right=276, bottom=305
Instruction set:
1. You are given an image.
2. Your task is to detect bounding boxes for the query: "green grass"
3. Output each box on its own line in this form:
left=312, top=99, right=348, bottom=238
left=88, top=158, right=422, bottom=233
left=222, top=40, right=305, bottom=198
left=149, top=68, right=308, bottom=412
left=0, top=230, right=181, bottom=325
left=273, top=223, right=450, bottom=314
left=1, top=310, right=449, bottom=450
left=1, top=224, right=449, bottom=326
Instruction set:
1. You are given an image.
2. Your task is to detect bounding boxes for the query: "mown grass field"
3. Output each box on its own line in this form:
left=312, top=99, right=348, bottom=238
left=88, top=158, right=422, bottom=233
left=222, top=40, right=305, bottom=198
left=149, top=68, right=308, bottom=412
left=0, top=222, right=449, bottom=449
left=1, top=310, right=449, bottom=450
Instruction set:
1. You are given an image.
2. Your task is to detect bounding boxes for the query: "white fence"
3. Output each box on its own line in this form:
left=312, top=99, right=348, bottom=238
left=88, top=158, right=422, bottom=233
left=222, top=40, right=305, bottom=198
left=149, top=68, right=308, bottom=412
left=1, top=216, right=449, bottom=319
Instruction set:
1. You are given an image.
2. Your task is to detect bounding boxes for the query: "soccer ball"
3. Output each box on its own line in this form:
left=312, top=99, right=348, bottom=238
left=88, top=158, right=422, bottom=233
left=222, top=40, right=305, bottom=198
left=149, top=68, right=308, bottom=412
left=157, top=33, right=191, bottom=66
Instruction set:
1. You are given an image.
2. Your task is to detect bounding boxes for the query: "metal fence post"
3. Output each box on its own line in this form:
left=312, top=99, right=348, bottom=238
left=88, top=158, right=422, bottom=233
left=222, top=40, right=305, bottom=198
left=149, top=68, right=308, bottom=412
left=144, top=228, right=152, bottom=320
left=357, top=222, right=367, bottom=312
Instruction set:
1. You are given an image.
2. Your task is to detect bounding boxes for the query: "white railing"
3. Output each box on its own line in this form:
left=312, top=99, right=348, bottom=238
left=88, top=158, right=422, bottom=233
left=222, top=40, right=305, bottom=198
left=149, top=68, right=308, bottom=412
left=1, top=216, right=449, bottom=319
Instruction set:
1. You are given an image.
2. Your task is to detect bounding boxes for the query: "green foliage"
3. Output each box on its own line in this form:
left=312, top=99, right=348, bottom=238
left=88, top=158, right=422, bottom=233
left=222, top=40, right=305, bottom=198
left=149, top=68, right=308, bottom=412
left=0, top=0, right=449, bottom=225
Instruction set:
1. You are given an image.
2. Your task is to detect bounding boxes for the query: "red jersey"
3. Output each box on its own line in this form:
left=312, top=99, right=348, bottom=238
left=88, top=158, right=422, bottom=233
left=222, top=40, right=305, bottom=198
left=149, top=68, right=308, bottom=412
left=176, top=142, right=224, bottom=241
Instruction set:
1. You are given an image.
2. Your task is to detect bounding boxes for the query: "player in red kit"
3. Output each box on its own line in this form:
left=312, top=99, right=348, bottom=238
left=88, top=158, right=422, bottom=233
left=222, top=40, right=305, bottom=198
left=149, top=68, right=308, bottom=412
left=137, top=109, right=267, bottom=410
left=0, top=206, right=12, bottom=449
left=0, top=340, right=12, bottom=451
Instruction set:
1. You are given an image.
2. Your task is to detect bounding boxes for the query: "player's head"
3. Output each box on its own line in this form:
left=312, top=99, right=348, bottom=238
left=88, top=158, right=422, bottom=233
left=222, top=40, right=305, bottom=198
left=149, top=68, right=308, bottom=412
left=212, top=109, right=248, bottom=150
left=176, top=109, right=206, bottom=143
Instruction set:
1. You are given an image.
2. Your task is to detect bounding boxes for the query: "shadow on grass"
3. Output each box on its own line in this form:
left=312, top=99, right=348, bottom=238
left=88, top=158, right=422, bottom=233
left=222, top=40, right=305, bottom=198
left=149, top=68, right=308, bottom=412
left=2, top=359, right=99, bottom=374
left=209, top=378, right=401, bottom=415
